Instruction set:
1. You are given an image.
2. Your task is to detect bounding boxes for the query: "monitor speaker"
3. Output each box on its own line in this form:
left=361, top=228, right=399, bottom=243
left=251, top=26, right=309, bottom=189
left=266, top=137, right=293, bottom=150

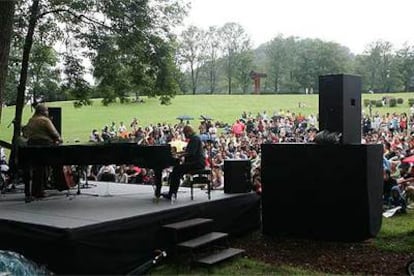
left=48, top=107, right=62, bottom=136
left=319, top=74, right=361, bottom=144
left=224, top=160, right=251, bottom=194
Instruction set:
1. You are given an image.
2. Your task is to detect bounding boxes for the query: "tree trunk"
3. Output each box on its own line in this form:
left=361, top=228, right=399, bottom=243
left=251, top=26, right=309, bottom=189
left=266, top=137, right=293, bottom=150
left=274, top=78, right=278, bottom=93
left=0, top=1, right=16, bottom=122
left=10, top=0, right=40, bottom=172
left=190, top=62, right=196, bottom=95
left=209, top=66, right=216, bottom=94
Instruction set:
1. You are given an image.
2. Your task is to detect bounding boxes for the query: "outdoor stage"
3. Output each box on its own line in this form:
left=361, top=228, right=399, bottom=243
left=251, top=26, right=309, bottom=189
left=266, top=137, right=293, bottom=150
left=0, top=182, right=260, bottom=274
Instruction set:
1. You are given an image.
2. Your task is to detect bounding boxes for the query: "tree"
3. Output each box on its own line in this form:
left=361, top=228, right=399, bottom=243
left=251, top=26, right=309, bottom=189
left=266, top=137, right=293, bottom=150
left=357, top=40, right=396, bottom=92
left=265, top=35, right=291, bottom=92
left=62, top=54, right=92, bottom=107
left=4, top=46, right=21, bottom=106
left=292, top=38, right=351, bottom=92
left=14, top=0, right=40, bottom=138
left=177, top=25, right=205, bottom=94
left=204, top=26, right=221, bottom=94
left=220, top=23, right=252, bottom=94
left=7, top=0, right=187, bottom=173
left=88, top=0, right=188, bottom=103
left=0, top=0, right=16, bottom=121
left=91, top=35, right=133, bottom=105
left=234, top=50, right=254, bottom=93
left=28, top=43, right=61, bottom=103
left=151, top=38, right=180, bottom=104
left=395, top=43, right=414, bottom=92
left=292, top=38, right=319, bottom=92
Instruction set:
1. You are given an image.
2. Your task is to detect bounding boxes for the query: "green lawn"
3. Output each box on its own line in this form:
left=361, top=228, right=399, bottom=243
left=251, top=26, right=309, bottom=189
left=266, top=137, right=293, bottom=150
left=1, top=93, right=413, bottom=144
left=375, top=209, right=414, bottom=252
left=151, top=257, right=322, bottom=275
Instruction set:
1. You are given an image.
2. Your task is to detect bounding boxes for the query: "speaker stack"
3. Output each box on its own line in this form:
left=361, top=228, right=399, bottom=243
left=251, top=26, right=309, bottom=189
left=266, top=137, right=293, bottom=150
left=319, top=74, right=361, bottom=144
left=261, top=74, right=383, bottom=242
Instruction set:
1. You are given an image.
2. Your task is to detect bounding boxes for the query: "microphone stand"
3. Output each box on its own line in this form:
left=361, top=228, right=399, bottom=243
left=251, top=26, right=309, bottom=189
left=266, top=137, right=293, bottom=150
left=205, top=138, right=214, bottom=199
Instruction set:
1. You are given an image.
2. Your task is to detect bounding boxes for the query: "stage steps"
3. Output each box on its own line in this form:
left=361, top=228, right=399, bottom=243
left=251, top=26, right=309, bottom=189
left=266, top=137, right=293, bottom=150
left=196, top=247, right=245, bottom=266
left=162, top=217, right=244, bottom=268
left=177, top=232, right=228, bottom=249
left=163, top=218, right=213, bottom=232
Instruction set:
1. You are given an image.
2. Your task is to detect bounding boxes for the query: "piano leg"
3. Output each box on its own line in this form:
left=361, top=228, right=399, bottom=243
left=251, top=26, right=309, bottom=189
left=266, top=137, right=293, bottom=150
left=24, top=167, right=32, bottom=203
left=153, top=169, right=162, bottom=198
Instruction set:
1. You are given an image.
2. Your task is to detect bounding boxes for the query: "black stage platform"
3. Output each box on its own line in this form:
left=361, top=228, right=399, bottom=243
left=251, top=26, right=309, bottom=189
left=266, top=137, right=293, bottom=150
left=0, top=182, right=260, bottom=274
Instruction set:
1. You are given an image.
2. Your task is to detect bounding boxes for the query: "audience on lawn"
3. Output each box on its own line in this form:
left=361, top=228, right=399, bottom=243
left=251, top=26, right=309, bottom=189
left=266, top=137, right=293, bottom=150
left=78, top=110, right=414, bottom=208
left=0, top=106, right=411, bottom=207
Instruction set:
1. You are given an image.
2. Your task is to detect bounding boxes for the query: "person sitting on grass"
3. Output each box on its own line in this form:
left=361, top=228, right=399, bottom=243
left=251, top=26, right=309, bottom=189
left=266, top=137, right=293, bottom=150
left=89, top=129, right=102, bottom=142
left=383, top=169, right=398, bottom=205
left=387, top=186, right=407, bottom=214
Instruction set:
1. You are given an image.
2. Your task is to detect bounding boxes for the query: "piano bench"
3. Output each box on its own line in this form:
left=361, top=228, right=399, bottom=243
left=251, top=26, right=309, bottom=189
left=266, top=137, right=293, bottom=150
left=188, top=168, right=211, bottom=200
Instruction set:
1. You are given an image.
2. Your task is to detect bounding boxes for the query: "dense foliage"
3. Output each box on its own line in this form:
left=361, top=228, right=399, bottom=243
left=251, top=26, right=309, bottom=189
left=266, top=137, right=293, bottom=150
left=178, top=30, right=414, bottom=94
left=2, top=1, right=414, bottom=108
left=3, top=0, right=188, bottom=107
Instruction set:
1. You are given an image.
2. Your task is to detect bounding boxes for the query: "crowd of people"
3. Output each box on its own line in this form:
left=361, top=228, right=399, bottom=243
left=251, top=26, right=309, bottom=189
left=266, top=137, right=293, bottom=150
left=3, top=103, right=414, bottom=207
left=83, top=108, right=414, bottom=209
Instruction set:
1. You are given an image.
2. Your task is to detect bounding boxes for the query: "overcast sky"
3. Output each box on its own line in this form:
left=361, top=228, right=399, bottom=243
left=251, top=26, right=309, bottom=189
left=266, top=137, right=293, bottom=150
left=183, top=0, right=414, bottom=54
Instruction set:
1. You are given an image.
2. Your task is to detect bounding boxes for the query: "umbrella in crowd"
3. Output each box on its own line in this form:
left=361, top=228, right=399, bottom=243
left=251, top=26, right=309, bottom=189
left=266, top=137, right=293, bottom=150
left=402, top=155, right=414, bottom=164
left=200, top=115, right=213, bottom=121
left=176, top=115, right=194, bottom=121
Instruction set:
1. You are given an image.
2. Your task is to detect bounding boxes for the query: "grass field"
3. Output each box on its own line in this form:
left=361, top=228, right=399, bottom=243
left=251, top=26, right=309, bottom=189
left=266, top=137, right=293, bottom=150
left=0, top=93, right=413, bottom=144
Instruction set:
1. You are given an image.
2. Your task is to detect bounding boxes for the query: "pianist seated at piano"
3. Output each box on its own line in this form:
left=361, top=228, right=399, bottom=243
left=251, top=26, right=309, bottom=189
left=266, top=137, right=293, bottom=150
left=24, top=103, right=63, bottom=198
left=161, top=125, right=204, bottom=200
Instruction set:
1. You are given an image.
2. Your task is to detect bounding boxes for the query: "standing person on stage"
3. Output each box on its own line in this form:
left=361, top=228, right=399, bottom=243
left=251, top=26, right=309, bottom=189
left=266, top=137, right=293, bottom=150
left=25, top=103, right=62, bottom=197
left=162, top=125, right=205, bottom=200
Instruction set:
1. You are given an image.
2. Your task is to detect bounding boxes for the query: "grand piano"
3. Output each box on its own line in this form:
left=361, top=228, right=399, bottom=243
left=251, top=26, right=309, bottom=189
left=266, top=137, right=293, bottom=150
left=18, top=143, right=176, bottom=201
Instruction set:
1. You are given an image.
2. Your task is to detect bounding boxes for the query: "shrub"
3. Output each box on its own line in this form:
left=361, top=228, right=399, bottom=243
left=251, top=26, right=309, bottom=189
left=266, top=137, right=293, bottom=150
left=363, top=99, right=371, bottom=107
left=397, top=98, right=404, bottom=104
left=408, top=98, right=414, bottom=106
left=388, top=97, right=397, bottom=107
left=375, top=100, right=383, bottom=107
left=371, top=100, right=377, bottom=106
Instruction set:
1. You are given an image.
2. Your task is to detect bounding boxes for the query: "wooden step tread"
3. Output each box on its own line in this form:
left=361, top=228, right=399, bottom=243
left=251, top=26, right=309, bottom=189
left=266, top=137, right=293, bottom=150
left=162, top=218, right=213, bottom=230
left=196, top=248, right=245, bottom=265
left=178, top=232, right=228, bottom=249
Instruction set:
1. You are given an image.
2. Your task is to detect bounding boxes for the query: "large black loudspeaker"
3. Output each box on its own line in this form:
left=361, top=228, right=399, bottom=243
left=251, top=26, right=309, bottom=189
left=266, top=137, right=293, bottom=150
left=319, top=74, right=361, bottom=144
left=48, top=107, right=62, bottom=136
left=224, top=160, right=251, bottom=194
left=261, top=143, right=383, bottom=242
